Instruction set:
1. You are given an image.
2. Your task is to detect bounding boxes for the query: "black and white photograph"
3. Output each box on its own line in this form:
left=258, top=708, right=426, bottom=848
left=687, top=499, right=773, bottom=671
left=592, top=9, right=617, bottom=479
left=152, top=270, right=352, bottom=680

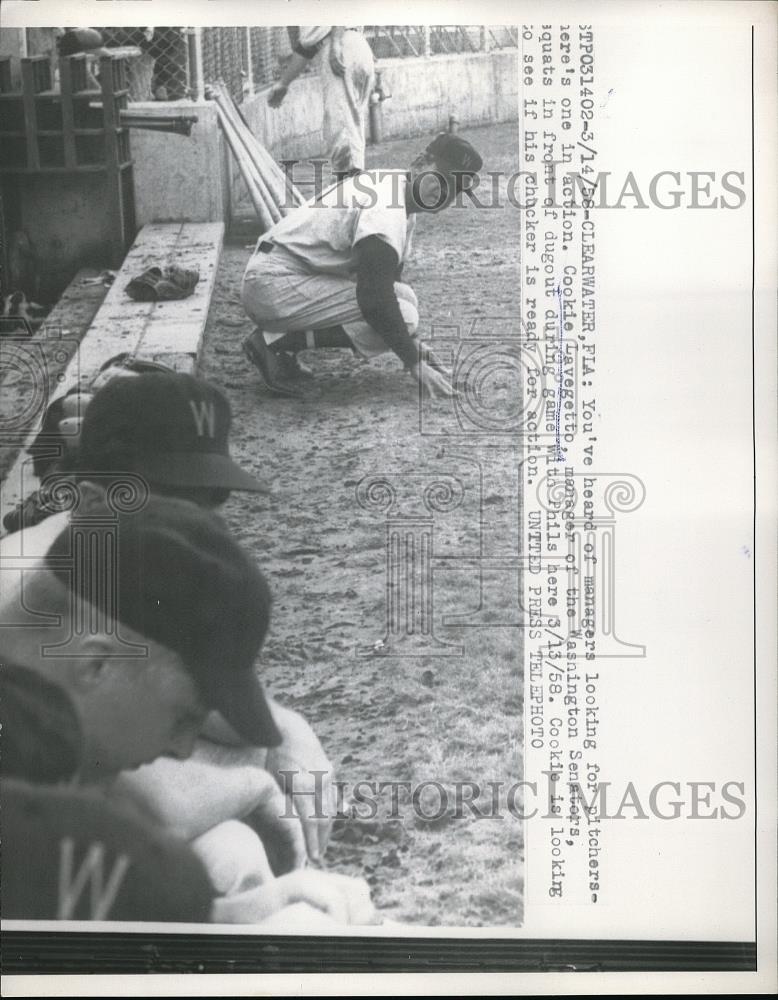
left=0, top=1, right=775, bottom=996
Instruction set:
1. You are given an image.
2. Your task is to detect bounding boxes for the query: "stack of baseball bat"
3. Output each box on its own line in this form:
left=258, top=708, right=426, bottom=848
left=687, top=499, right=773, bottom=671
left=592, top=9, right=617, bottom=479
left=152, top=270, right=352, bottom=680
left=207, top=82, right=304, bottom=229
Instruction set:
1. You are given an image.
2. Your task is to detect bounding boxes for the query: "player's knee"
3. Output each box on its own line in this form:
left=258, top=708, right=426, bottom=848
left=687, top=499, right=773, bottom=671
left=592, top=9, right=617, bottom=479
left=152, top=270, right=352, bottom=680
left=192, top=820, right=273, bottom=897
left=394, top=282, right=418, bottom=311
left=239, top=281, right=257, bottom=321
left=399, top=299, right=419, bottom=335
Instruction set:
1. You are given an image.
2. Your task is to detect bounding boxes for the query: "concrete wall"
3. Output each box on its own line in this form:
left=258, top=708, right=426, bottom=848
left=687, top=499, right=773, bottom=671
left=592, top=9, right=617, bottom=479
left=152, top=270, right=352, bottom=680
left=242, top=50, right=517, bottom=161
left=2, top=172, right=115, bottom=302
left=378, top=51, right=518, bottom=141
left=7, top=48, right=517, bottom=238
left=130, top=101, right=230, bottom=226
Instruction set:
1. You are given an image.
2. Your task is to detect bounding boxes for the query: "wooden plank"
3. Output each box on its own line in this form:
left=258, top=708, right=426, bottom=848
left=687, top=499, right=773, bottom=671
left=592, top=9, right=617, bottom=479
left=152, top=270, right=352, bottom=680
left=20, top=61, right=39, bottom=170
left=58, top=57, right=77, bottom=169
left=136, top=223, right=224, bottom=358
left=0, top=222, right=224, bottom=524
left=66, top=221, right=224, bottom=389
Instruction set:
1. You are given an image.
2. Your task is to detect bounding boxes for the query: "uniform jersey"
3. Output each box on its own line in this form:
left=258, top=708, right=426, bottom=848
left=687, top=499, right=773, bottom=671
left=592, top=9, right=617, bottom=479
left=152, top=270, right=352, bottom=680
left=2, top=778, right=215, bottom=922
left=0, top=508, right=70, bottom=622
left=263, top=171, right=417, bottom=278
left=0, top=667, right=215, bottom=923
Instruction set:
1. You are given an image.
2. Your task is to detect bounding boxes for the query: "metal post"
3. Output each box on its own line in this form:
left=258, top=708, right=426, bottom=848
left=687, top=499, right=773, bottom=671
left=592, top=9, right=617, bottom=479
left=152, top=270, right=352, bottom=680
left=189, top=26, right=205, bottom=101
left=244, top=27, right=254, bottom=94
left=422, top=26, right=431, bottom=57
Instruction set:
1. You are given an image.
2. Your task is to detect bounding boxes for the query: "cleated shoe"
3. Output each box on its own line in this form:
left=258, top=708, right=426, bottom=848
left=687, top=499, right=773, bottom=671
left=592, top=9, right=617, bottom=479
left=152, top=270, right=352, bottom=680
left=274, top=351, right=315, bottom=381
left=242, top=334, right=303, bottom=398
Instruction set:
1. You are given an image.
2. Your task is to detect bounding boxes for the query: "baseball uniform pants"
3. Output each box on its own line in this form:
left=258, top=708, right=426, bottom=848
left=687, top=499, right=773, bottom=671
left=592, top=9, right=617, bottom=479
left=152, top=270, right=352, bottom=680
left=241, top=245, right=419, bottom=359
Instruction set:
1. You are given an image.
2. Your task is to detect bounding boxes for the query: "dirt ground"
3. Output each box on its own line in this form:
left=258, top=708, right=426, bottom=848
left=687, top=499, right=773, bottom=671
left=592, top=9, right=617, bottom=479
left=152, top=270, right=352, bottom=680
left=200, top=121, right=524, bottom=928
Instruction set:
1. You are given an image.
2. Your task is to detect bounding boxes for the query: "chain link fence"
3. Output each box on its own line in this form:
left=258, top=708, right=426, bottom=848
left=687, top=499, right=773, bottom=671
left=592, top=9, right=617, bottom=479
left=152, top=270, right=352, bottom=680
left=24, top=25, right=518, bottom=104
left=200, top=27, right=247, bottom=104
left=249, top=27, right=294, bottom=90
left=364, top=25, right=518, bottom=58
left=97, top=27, right=190, bottom=101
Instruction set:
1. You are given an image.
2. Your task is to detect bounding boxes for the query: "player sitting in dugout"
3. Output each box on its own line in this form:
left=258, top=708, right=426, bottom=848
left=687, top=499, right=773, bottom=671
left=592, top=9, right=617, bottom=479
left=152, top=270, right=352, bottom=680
left=240, top=132, right=483, bottom=399
left=0, top=497, right=376, bottom=927
left=0, top=371, right=334, bottom=873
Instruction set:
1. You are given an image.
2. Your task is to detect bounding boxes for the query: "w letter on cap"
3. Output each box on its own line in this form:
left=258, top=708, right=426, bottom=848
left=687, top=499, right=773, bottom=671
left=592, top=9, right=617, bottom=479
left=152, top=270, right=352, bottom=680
left=57, top=838, right=131, bottom=920
left=189, top=399, right=216, bottom=438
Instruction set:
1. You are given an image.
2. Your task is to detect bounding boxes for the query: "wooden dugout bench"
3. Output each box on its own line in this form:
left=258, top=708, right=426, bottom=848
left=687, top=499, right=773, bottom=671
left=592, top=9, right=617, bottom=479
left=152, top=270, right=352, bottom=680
left=0, top=220, right=224, bottom=519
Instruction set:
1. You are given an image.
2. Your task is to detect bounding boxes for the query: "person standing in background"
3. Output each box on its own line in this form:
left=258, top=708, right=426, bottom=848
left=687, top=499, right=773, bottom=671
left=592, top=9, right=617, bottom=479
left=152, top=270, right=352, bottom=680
left=268, top=27, right=375, bottom=176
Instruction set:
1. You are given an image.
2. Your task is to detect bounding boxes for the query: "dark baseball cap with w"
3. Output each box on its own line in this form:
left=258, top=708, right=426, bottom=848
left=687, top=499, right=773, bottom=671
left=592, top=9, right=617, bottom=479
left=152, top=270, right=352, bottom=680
left=77, top=372, right=269, bottom=494
left=43, top=492, right=282, bottom=747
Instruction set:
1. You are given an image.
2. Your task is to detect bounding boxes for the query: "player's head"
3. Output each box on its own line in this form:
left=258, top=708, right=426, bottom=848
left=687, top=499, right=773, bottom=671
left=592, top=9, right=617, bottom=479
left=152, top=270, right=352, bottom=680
left=74, top=372, right=270, bottom=509
left=3, top=491, right=281, bottom=781
left=28, top=355, right=175, bottom=481
left=408, top=133, right=483, bottom=214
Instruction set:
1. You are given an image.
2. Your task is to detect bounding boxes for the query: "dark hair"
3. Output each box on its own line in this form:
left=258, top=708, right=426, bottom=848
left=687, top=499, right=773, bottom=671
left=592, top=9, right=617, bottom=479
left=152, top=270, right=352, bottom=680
left=152, top=482, right=231, bottom=509
left=1, top=664, right=83, bottom=783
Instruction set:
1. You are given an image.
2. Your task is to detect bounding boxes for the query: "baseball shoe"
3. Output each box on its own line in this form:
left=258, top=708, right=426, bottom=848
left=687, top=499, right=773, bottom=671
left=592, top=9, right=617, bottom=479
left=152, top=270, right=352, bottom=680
left=243, top=333, right=303, bottom=398
left=273, top=350, right=315, bottom=381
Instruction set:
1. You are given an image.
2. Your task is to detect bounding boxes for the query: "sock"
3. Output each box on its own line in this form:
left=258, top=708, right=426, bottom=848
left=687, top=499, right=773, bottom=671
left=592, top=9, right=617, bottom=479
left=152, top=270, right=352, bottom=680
left=269, top=327, right=352, bottom=353
left=268, top=331, right=307, bottom=354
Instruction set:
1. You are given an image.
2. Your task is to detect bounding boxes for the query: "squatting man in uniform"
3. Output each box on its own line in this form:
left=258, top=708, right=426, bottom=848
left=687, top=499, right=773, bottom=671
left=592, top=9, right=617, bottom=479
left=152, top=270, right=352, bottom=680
left=240, top=132, right=483, bottom=399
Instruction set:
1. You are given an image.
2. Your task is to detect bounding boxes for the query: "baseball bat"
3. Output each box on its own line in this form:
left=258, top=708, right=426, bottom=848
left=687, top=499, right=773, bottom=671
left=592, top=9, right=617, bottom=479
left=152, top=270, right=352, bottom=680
left=211, top=89, right=283, bottom=224
left=212, top=87, right=289, bottom=215
left=214, top=104, right=277, bottom=230
left=211, top=83, right=304, bottom=213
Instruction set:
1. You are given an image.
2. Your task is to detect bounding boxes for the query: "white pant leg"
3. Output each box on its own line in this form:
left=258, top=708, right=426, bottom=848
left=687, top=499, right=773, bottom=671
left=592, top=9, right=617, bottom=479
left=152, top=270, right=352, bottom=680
left=192, top=820, right=273, bottom=896
left=242, top=252, right=419, bottom=358
left=318, top=31, right=374, bottom=173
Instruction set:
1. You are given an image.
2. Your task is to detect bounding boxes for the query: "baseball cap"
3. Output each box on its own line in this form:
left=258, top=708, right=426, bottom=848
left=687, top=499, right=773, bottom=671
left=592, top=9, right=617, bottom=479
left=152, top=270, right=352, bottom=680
left=76, top=372, right=270, bottom=494
left=0, top=661, right=84, bottom=783
left=425, top=132, right=483, bottom=182
left=43, top=493, right=282, bottom=748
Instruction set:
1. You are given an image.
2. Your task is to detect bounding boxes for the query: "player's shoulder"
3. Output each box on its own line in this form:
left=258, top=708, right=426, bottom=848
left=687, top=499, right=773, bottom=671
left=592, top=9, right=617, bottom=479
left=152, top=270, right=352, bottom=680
left=0, top=507, right=69, bottom=559
left=340, top=169, right=407, bottom=211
